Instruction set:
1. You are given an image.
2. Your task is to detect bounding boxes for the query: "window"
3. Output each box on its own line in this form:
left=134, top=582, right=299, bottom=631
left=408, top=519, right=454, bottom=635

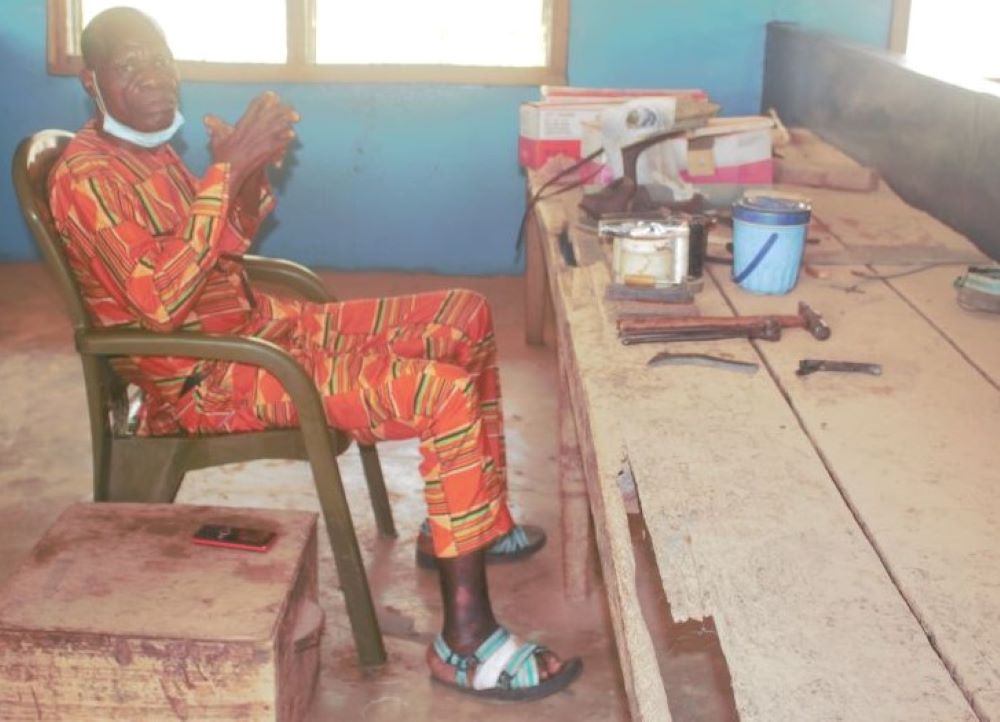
left=891, top=0, right=1000, bottom=81
left=47, top=0, right=568, bottom=85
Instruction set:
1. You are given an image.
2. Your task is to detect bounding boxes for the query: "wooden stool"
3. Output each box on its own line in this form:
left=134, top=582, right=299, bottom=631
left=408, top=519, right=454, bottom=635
left=0, top=502, right=323, bottom=721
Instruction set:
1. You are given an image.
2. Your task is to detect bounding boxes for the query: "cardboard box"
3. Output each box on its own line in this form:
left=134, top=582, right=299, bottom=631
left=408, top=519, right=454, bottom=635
left=682, top=127, right=774, bottom=185
left=518, top=88, right=710, bottom=169
left=518, top=101, right=616, bottom=169
left=0, top=503, right=323, bottom=721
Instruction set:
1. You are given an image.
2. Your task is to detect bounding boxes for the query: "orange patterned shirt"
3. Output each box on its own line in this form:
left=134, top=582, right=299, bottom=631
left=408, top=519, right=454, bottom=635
left=49, top=122, right=277, bottom=429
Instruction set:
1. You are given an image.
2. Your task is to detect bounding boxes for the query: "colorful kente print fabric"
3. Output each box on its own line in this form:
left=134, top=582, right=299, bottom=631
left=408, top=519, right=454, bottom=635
left=49, top=124, right=512, bottom=556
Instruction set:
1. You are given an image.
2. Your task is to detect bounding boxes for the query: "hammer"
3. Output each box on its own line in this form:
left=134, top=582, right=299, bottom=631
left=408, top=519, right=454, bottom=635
left=617, top=301, right=831, bottom=340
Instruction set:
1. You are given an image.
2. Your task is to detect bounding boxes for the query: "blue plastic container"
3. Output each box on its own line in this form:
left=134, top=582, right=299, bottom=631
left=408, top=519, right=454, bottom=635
left=731, top=195, right=812, bottom=295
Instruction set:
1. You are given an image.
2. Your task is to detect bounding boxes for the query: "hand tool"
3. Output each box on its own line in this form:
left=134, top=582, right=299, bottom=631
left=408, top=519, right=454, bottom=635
left=796, top=359, right=882, bottom=376
left=616, top=301, right=831, bottom=340
left=648, top=351, right=759, bottom=374
left=620, top=319, right=782, bottom=345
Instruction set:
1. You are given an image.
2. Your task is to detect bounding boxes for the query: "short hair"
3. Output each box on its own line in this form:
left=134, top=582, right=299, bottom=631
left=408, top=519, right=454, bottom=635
left=80, top=7, right=166, bottom=69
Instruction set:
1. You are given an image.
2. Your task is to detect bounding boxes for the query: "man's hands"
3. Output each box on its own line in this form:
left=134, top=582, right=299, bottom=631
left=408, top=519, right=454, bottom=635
left=204, top=91, right=299, bottom=194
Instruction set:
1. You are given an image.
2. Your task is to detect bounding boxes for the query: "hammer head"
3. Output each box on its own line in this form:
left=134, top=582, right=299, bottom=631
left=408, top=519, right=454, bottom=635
left=798, top=301, right=831, bottom=340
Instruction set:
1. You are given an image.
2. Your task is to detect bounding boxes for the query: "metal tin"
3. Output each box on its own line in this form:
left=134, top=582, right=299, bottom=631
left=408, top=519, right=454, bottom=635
left=607, top=220, right=689, bottom=286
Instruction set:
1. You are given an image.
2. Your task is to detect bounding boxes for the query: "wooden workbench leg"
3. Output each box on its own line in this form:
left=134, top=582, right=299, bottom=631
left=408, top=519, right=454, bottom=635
left=524, top=202, right=549, bottom=347
left=559, top=362, right=592, bottom=601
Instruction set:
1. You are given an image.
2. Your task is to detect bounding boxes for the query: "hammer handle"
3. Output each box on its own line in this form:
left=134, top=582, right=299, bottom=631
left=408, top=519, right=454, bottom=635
left=618, top=314, right=804, bottom=333
left=620, top=320, right=783, bottom=344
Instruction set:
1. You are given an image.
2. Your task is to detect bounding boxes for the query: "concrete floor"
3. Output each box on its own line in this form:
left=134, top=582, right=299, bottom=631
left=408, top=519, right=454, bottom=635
left=0, top=263, right=630, bottom=720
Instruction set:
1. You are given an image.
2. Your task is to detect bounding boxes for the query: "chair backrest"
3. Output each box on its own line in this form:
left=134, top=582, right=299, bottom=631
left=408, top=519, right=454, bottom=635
left=12, top=129, right=136, bottom=452
left=11, top=130, right=93, bottom=334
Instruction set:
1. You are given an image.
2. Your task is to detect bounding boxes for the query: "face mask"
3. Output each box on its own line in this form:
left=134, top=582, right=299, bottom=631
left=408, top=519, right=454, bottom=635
left=91, top=74, right=184, bottom=148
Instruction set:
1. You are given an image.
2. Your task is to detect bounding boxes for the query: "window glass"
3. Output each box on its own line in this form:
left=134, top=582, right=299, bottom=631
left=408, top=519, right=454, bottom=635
left=81, top=0, right=287, bottom=63
left=314, top=0, right=547, bottom=66
left=907, top=0, right=1000, bottom=79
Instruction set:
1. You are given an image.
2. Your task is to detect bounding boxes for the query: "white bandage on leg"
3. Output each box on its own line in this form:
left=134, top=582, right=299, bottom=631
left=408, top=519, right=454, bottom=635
left=472, top=634, right=521, bottom=691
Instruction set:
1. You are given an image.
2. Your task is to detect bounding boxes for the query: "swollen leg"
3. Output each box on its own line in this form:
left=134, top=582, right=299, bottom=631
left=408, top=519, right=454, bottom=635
left=437, top=549, right=497, bottom=650
left=428, top=550, right=569, bottom=685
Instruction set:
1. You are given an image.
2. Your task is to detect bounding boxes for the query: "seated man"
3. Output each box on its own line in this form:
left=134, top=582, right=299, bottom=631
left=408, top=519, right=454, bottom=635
left=48, top=7, right=580, bottom=701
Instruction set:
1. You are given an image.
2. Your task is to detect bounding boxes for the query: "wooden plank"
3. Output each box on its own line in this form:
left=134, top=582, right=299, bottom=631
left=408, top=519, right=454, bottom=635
left=610, top=270, right=973, bottom=721
left=714, top=258, right=1000, bottom=718
left=722, top=162, right=1000, bottom=716
left=774, top=158, right=879, bottom=192
left=877, top=263, right=1000, bottom=385
left=531, top=176, right=974, bottom=721
left=533, top=183, right=672, bottom=722
left=559, top=361, right=593, bottom=601
left=777, top=132, right=998, bottom=382
left=529, top=154, right=989, bottom=719
left=778, top=129, right=992, bottom=265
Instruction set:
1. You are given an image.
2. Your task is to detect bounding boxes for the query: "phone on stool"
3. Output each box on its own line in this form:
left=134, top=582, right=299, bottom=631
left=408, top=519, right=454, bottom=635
left=192, top=524, right=277, bottom=552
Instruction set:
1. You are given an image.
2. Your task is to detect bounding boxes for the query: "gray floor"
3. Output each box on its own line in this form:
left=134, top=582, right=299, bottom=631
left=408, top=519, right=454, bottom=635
left=0, top=263, right=629, bottom=720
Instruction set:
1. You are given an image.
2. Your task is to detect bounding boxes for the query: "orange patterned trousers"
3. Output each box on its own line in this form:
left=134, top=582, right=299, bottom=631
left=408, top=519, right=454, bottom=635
left=176, top=288, right=514, bottom=558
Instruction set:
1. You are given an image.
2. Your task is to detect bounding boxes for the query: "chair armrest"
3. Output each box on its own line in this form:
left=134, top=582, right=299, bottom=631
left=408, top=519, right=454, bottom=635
left=242, top=254, right=334, bottom=303
left=76, top=328, right=330, bottom=441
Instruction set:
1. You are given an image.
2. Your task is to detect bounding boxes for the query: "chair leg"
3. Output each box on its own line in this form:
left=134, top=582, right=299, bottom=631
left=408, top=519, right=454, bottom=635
left=310, top=448, right=386, bottom=667
left=107, top=439, right=188, bottom=503
left=92, top=428, right=113, bottom=502
left=359, top=444, right=397, bottom=538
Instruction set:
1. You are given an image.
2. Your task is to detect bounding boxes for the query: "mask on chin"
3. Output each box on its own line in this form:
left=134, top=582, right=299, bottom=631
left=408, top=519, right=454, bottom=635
left=91, top=75, right=184, bottom=148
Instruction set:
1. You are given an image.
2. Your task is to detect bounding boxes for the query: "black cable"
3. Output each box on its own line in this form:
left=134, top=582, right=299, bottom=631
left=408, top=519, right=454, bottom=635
left=514, top=147, right=606, bottom=260
left=849, top=262, right=966, bottom=281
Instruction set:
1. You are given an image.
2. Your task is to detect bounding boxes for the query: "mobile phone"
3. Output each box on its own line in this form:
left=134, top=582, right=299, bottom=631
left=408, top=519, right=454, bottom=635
left=192, top=524, right=277, bottom=552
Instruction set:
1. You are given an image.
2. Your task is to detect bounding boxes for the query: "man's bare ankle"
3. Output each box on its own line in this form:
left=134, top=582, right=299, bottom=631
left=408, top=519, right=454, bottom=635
left=442, top=621, right=500, bottom=655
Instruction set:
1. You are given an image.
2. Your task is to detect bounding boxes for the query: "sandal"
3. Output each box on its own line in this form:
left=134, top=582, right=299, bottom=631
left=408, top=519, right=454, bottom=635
left=416, top=521, right=547, bottom=569
left=431, top=626, right=583, bottom=701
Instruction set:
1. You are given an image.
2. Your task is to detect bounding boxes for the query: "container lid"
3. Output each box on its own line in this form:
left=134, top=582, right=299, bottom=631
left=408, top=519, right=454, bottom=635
left=733, top=194, right=811, bottom=224
left=601, top=219, right=687, bottom=239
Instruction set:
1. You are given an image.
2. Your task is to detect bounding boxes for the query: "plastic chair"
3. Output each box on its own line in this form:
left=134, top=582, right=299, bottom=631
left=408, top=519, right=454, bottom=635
left=12, top=129, right=395, bottom=667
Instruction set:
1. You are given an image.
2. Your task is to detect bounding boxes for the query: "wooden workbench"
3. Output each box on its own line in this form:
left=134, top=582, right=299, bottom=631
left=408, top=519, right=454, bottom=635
left=525, top=135, right=999, bottom=721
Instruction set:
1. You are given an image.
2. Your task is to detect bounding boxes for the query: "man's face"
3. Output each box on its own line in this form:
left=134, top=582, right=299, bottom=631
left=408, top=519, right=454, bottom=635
left=83, top=20, right=179, bottom=133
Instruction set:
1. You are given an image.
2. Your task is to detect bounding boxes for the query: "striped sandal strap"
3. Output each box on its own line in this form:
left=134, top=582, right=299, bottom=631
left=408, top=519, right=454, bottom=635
left=433, top=627, right=545, bottom=692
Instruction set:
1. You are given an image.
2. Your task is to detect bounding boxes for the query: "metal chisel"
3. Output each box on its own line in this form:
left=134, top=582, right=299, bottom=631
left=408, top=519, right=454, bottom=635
left=648, top=351, right=760, bottom=374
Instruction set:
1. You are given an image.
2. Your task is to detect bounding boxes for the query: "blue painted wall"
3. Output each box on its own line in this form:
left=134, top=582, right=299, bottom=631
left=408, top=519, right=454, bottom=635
left=1, top=0, right=891, bottom=273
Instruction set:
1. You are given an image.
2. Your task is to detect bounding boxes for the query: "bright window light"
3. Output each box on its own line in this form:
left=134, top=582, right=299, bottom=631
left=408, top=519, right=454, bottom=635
left=81, top=0, right=287, bottom=63
left=314, top=0, right=548, bottom=66
left=906, top=0, right=1000, bottom=79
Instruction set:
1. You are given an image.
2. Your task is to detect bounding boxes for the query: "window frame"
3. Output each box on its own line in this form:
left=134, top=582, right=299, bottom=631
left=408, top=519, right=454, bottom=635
left=888, top=0, right=911, bottom=53
left=47, top=0, right=569, bottom=85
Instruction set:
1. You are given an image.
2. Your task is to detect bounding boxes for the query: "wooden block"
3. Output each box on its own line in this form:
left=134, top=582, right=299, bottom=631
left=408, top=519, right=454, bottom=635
left=0, top=503, right=322, bottom=721
left=774, top=157, right=880, bottom=192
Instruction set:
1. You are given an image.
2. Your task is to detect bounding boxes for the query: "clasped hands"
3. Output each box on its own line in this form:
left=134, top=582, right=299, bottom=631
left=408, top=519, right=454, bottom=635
left=204, top=91, right=299, bottom=195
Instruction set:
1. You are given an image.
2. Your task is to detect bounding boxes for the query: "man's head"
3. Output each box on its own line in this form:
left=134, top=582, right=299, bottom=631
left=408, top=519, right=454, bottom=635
left=79, top=7, right=179, bottom=133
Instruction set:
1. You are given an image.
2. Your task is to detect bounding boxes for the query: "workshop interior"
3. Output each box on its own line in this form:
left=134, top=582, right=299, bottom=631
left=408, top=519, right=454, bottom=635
left=1, top=0, right=998, bottom=720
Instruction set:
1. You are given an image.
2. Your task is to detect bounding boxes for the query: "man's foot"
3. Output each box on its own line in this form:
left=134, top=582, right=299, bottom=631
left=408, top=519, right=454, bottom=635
left=416, top=522, right=547, bottom=569
left=427, top=626, right=583, bottom=702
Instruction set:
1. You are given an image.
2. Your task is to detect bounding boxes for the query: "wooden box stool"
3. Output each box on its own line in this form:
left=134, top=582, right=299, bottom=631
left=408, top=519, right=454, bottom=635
left=0, top=502, right=324, bottom=721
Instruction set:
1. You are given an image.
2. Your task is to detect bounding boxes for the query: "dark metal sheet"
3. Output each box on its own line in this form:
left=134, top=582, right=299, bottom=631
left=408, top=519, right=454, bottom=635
left=763, top=22, right=1000, bottom=260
